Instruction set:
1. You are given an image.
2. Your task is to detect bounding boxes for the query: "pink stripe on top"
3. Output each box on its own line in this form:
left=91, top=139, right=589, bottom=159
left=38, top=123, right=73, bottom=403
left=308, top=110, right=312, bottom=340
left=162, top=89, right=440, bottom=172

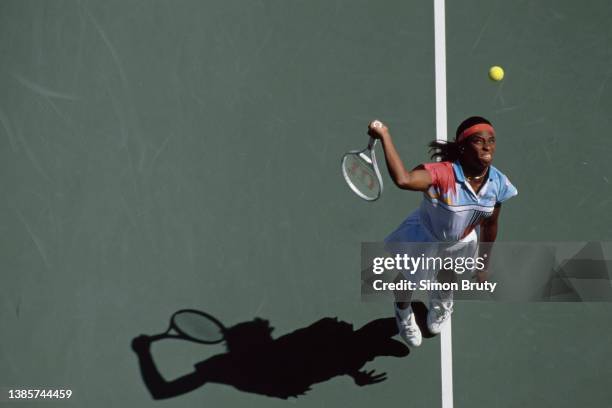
left=423, top=161, right=456, bottom=196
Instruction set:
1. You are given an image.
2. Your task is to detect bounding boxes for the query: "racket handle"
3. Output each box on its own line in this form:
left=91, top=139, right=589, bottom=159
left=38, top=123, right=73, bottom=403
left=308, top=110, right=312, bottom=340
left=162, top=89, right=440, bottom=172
left=368, top=137, right=377, bottom=150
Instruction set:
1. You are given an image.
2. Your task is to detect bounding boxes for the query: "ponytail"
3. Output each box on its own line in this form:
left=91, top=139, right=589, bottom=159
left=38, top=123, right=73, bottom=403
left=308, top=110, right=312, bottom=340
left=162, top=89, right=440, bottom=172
left=428, top=140, right=461, bottom=162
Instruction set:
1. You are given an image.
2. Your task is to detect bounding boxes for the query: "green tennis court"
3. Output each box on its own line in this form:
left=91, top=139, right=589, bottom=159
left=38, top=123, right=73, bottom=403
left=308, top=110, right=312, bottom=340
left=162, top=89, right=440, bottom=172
left=1, top=1, right=611, bottom=407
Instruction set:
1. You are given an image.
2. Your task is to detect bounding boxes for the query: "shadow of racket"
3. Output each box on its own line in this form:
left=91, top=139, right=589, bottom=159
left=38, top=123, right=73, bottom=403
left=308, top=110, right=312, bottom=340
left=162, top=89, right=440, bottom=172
left=149, top=309, right=226, bottom=344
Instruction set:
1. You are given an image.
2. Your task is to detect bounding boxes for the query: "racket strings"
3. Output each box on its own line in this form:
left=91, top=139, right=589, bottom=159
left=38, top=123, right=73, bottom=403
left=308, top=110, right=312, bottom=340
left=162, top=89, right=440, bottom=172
left=342, top=153, right=381, bottom=200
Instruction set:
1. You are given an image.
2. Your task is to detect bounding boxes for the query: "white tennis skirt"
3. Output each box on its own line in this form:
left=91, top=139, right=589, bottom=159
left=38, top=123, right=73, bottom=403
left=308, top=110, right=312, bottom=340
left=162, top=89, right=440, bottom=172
left=384, top=210, right=478, bottom=282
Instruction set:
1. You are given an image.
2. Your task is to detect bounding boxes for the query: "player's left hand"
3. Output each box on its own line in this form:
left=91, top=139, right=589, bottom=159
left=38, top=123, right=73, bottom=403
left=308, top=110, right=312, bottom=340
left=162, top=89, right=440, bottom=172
left=472, top=269, right=489, bottom=283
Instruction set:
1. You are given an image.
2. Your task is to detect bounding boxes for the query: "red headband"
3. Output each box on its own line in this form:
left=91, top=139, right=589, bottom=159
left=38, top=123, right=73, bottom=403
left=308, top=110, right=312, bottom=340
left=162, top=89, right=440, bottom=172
left=457, top=123, right=495, bottom=142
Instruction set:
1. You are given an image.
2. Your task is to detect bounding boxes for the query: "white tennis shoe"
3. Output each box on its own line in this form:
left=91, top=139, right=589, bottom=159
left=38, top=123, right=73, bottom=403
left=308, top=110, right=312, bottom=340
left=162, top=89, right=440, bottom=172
left=427, top=301, right=453, bottom=334
left=395, top=305, right=422, bottom=347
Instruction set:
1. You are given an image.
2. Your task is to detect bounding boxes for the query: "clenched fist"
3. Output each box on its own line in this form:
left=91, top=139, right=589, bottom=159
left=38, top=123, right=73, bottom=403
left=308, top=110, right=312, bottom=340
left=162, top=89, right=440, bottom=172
left=367, top=120, right=389, bottom=140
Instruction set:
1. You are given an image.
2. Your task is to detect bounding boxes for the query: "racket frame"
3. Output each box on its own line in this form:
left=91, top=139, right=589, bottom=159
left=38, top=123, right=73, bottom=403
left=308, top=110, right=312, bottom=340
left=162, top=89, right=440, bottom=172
left=149, top=309, right=226, bottom=344
left=341, top=137, right=384, bottom=201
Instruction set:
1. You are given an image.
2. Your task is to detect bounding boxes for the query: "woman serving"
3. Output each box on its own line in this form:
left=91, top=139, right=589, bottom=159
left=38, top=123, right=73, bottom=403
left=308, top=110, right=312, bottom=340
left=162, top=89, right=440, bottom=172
left=367, top=116, right=517, bottom=347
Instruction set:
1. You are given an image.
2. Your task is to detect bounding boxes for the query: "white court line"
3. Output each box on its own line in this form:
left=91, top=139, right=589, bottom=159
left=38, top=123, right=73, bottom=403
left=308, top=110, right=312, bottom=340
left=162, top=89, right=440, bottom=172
left=433, top=1, right=453, bottom=408
left=434, top=0, right=448, bottom=145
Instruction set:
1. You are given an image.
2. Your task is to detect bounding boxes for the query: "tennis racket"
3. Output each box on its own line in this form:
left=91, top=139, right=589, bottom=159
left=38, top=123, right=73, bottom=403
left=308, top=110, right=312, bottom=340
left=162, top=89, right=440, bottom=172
left=148, top=309, right=226, bottom=344
left=341, top=122, right=384, bottom=201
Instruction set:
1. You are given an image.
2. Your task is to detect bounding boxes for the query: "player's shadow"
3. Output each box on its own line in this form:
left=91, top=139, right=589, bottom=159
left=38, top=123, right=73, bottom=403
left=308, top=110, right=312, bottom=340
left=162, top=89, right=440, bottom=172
left=131, top=305, right=431, bottom=400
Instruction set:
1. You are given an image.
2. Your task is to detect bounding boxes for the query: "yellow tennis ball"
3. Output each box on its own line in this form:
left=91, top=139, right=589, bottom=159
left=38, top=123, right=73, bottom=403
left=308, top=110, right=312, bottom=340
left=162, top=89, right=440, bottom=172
left=489, top=66, right=504, bottom=81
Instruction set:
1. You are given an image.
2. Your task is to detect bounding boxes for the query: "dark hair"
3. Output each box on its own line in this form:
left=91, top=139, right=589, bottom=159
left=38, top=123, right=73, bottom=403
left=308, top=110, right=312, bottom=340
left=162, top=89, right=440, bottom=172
left=455, top=116, right=492, bottom=139
left=428, top=116, right=492, bottom=161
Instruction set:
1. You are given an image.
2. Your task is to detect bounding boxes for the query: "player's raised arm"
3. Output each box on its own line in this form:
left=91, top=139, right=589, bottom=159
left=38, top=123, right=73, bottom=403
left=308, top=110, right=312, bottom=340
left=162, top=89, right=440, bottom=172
left=367, top=120, right=432, bottom=191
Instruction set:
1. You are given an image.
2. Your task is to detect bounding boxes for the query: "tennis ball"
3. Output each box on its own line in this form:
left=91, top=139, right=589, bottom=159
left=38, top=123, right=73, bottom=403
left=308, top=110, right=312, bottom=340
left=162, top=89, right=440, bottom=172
left=489, top=66, right=504, bottom=81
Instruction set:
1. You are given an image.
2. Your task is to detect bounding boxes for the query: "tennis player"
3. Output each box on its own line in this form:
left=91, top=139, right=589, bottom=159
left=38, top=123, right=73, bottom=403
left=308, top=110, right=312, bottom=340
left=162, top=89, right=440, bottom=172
left=367, top=117, right=517, bottom=347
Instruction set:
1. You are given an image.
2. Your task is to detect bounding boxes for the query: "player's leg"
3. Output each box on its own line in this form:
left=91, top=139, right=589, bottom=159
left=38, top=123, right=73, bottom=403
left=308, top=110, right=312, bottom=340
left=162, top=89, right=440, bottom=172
left=393, top=271, right=422, bottom=347
left=384, top=212, right=428, bottom=347
left=427, top=267, right=455, bottom=335
left=427, top=232, right=478, bottom=334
